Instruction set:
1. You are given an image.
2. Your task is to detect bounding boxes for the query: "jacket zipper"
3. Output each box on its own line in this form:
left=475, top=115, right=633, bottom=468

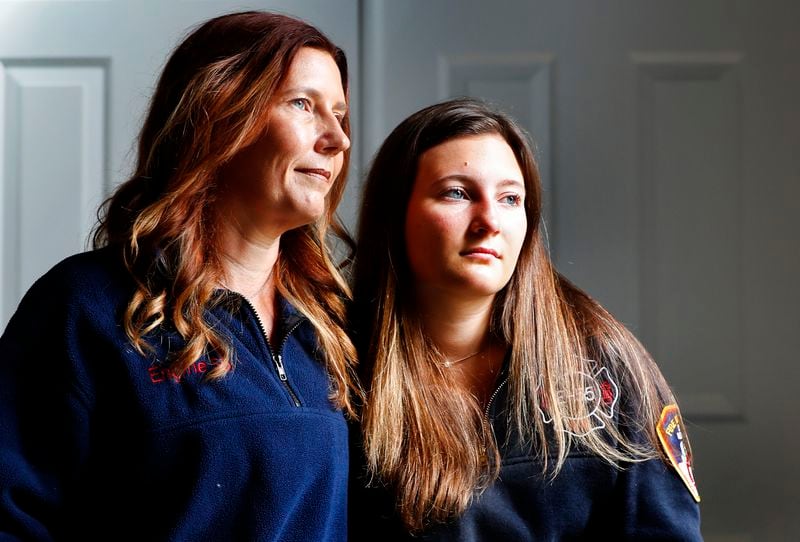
left=239, top=296, right=303, bottom=407
left=271, top=320, right=303, bottom=406
left=484, top=377, right=508, bottom=419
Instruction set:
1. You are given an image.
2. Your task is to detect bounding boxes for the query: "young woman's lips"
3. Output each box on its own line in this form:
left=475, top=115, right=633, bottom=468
left=460, top=247, right=500, bottom=258
left=296, top=168, right=331, bottom=181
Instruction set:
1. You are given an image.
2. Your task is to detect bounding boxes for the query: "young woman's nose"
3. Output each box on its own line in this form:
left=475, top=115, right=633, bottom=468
left=469, top=200, right=501, bottom=235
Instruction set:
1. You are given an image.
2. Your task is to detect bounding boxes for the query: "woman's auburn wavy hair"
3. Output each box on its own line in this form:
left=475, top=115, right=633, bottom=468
left=352, top=98, right=679, bottom=531
left=92, top=11, right=361, bottom=415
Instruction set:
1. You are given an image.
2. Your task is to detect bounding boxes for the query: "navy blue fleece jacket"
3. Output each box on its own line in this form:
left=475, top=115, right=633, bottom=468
left=0, top=248, right=349, bottom=541
left=349, top=370, right=702, bottom=541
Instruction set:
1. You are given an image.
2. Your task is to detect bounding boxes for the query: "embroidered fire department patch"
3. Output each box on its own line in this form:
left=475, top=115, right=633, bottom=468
left=656, top=404, right=700, bottom=502
left=538, top=365, right=619, bottom=437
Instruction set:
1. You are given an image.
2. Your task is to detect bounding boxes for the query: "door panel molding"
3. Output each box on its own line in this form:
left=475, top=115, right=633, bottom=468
left=633, top=51, right=744, bottom=420
left=1, top=58, right=108, bottom=324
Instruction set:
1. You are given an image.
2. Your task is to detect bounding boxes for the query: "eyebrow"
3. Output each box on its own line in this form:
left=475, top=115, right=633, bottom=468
left=283, top=86, right=348, bottom=112
left=434, top=175, right=525, bottom=190
left=497, top=179, right=526, bottom=190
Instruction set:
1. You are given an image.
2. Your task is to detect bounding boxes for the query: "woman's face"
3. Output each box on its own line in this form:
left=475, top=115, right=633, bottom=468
left=218, top=47, right=350, bottom=238
left=404, top=133, right=528, bottom=302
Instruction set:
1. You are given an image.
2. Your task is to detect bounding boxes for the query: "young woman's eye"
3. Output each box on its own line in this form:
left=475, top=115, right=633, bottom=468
left=501, top=194, right=523, bottom=206
left=334, top=112, right=346, bottom=125
left=442, top=187, right=468, bottom=200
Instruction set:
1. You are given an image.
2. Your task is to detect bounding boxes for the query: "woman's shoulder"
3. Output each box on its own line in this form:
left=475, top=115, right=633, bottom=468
left=26, top=246, right=130, bottom=302
left=6, top=247, right=132, bottom=334
left=44, top=245, right=124, bottom=281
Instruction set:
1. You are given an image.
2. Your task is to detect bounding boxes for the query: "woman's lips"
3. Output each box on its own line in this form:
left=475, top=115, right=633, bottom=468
left=460, top=247, right=500, bottom=258
left=296, top=168, right=331, bottom=181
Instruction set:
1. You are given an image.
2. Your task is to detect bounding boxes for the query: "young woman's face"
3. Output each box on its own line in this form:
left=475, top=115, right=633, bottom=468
left=218, top=47, right=350, bottom=237
left=404, top=134, right=528, bottom=301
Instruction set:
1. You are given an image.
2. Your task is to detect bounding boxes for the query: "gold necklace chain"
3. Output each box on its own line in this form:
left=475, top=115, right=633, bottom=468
left=442, top=349, right=483, bottom=368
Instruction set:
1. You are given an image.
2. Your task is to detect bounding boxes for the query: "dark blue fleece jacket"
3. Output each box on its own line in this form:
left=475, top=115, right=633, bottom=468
left=350, top=371, right=702, bottom=541
left=0, top=248, right=349, bottom=541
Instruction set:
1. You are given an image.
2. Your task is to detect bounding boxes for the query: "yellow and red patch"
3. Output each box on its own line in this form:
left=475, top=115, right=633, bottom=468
left=656, top=404, right=700, bottom=502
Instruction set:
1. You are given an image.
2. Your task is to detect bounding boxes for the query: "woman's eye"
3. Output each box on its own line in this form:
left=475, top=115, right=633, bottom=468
left=442, top=188, right=468, bottom=200
left=501, top=194, right=523, bottom=206
left=291, top=98, right=310, bottom=111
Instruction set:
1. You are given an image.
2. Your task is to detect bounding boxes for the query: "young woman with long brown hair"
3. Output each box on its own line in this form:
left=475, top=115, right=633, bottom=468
left=350, top=98, right=701, bottom=540
left=0, top=12, right=359, bottom=540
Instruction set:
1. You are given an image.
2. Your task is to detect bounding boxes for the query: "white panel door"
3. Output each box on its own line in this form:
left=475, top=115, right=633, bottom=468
left=0, top=0, right=360, bottom=329
left=363, top=1, right=800, bottom=540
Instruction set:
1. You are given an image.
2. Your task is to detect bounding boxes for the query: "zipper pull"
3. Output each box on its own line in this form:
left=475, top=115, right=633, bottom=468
left=273, top=353, right=288, bottom=381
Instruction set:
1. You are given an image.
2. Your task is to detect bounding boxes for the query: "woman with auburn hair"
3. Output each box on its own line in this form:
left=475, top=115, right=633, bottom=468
left=0, top=11, right=358, bottom=540
left=349, top=98, right=701, bottom=540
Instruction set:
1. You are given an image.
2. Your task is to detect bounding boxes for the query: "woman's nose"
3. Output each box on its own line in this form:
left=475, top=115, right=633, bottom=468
left=469, top=201, right=500, bottom=235
left=317, top=114, right=350, bottom=155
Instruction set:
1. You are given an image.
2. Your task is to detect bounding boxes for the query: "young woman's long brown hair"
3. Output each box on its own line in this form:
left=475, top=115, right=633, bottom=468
left=352, top=98, right=678, bottom=530
left=93, top=12, right=360, bottom=415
